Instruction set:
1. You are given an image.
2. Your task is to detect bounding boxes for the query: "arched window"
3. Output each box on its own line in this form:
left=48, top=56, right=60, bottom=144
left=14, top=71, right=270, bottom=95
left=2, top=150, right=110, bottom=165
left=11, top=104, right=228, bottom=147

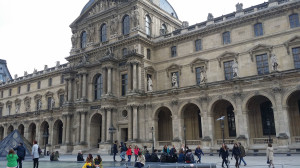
left=81, top=31, right=87, bottom=48
left=100, top=24, right=107, bottom=42
left=227, top=106, right=236, bottom=137
left=145, top=15, right=151, bottom=36
left=161, top=24, right=167, bottom=35
left=94, top=75, right=103, bottom=100
left=123, top=15, right=130, bottom=35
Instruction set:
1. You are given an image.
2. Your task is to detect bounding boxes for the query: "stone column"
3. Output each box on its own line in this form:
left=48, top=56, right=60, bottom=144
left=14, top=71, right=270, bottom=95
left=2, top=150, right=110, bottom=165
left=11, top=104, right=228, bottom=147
left=127, top=64, right=132, bottom=92
left=62, top=116, right=67, bottom=144
left=234, top=94, right=248, bottom=139
left=138, top=64, right=142, bottom=91
left=76, top=113, right=80, bottom=144
left=80, top=112, right=86, bottom=144
left=132, top=106, right=138, bottom=141
left=23, top=125, right=29, bottom=141
left=101, top=110, right=106, bottom=143
left=172, top=115, right=180, bottom=141
left=102, top=68, right=107, bottom=95
left=67, top=79, right=73, bottom=102
left=78, top=76, right=82, bottom=99
left=106, top=109, right=112, bottom=142
left=133, top=63, right=137, bottom=91
left=107, top=68, right=112, bottom=95
left=128, top=107, right=133, bottom=141
left=48, top=120, right=53, bottom=146
left=65, top=115, right=71, bottom=145
left=82, top=73, right=87, bottom=99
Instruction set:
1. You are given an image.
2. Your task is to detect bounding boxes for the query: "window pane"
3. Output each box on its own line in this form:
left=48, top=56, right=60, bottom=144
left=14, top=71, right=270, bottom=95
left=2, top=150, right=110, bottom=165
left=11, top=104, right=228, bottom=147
left=195, top=67, right=201, bottom=84
left=94, top=75, right=103, bottom=100
left=171, top=46, right=177, bottom=57
left=123, top=15, right=130, bottom=35
left=122, top=74, right=128, bottom=96
left=254, top=23, right=263, bottom=36
left=224, top=60, right=233, bottom=80
left=81, top=31, right=87, bottom=48
left=289, top=14, right=300, bottom=28
left=223, top=31, right=231, bottom=44
left=293, top=47, right=300, bottom=69
left=256, top=53, right=269, bottom=75
left=101, top=24, right=107, bottom=42
left=195, top=39, right=202, bottom=51
left=145, top=16, right=151, bottom=36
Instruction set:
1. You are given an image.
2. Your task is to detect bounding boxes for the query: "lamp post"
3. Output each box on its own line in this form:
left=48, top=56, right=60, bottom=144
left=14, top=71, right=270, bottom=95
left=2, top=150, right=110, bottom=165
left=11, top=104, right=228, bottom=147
left=108, top=126, right=116, bottom=155
left=217, top=116, right=225, bottom=144
left=151, top=127, right=154, bottom=153
left=42, top=131, right=49, bottom=156
left=266, top=119, right=272, bottom=143
left=183, top=125, right=186, bottom=152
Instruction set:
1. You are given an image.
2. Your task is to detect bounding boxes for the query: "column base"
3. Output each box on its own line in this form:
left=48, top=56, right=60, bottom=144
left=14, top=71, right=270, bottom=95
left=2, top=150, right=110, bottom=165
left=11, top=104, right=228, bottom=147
left=59, top=145, right=73, bottom=154
left=98, top=143, right=113, bottom=154
left=72, top=144, right=88, bottom=154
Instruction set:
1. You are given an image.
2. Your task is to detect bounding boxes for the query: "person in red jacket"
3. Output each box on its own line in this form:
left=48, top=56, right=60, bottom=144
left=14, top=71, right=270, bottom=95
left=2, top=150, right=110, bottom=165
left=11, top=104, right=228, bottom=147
left=126, top=145, right=132, bottom=162
left=134, top=145, right=140, bottom=162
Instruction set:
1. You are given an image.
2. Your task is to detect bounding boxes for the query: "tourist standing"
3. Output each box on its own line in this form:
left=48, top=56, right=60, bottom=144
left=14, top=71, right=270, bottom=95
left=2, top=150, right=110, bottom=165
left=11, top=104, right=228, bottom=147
left=267, top=143, right=275, bottom=168
left=231, top=143, right=241, bottom=168
left=32, top=140, right=39, bottom=168
left=195, top=145, right=204, bottom=163
left=219, top=144, right=229, bottom=168
left=113, top=141, right=118, bottom=162
left=134, top=145, right=140, bottom=162
left=238, top=142, right=247, bottom=166
left=7, top=149, right=18, bottom=168
left=13, top=143, right=26, bottom=168
left=126, top=145, right=132, bottom=162
left=120, top=142, right=127, bottom=162
left=134, top=152, right=145, bottom=168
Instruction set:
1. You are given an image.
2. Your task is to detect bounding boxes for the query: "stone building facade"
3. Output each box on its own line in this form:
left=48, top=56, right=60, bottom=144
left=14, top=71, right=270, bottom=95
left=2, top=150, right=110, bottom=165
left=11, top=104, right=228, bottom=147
left=1, top=0, right=300, bottom=154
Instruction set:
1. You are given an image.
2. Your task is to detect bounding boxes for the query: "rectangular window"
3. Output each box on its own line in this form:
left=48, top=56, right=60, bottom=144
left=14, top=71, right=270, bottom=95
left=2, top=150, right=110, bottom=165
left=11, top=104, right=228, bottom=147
left=121, top=74, right=128, bottom=96
left=37, top=81, right=41, bottom=89
left=195, top=67, right=201, bottom=85
left=47, top=97, right=52, bottom=110
left=18, top=86, right=21, bottom=94
left=147, top=49, right=151, bottom=60
left=59, top=94, right=64, bottom=107
left=0, top=107, right=2, bottom=117
left=223, top=31, right=231, bottom=45
left=27, top=84, right=30, bottom=92
left=195, top=39, right=202, bottom=51
left=256, top=53, right=269, bottom=75
left=61, top=75, right=65, bottom=84
left=292, top=47, right=300, bottom=69
left=48, top=78, right=52, bottom=87
left=9, top=89, right=12, bottom=96
left=254, top=23, right=263, bottom=37
left=224, top=61, right=234, bottom=80
left=171, top=46, right=177, bottom=57
left=289, top=13, right=300, bottom=28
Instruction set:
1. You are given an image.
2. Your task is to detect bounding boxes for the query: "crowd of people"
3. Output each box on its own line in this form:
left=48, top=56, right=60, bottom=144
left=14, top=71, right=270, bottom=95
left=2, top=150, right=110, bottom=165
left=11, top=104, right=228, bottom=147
left=5, top=140, right=275, bottom=168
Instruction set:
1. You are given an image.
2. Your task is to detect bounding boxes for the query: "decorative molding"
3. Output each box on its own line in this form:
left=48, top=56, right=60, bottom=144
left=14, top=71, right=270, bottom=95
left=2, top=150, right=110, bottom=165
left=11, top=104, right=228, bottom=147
left=248, top=44, right=273, bottom=62
left=166, top=63, right=182, bottom=77
left=217, top=51, right=239, bottom=67
left=189, top=58, right=208, bottom=72
left=284, top=35, right=300, bottom=55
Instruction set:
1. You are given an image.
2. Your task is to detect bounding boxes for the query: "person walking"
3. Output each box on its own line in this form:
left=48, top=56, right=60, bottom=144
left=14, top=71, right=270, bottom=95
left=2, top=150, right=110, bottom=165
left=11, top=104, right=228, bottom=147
left=231, top=143, right=241, bottom=168
left=219, top=144, right=229, bottom=168
left=126, top=145, right=132, bottom=162
left=31, top=140, right=39, bottom=168
left=113, top=141, right=118, bottom=162
left=120, top=142, right=127, bottom=162
left=238, top=142, right=247, bottom=166
left=195, top=145, right=204, bottom=163
left=6, top=149, right=18, bottom=168
left=134, top=152, right=145, bottom=168
left=134, top=145, right=140, bottom=162
left=267, top=143, right=275, bottom=168
left=13, top=143, right=26, bottom=168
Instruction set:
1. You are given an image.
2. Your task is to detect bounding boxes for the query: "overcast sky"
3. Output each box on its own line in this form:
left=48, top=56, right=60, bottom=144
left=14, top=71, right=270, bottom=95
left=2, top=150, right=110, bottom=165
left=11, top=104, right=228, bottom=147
left=0, top=0, right=264, bottom=77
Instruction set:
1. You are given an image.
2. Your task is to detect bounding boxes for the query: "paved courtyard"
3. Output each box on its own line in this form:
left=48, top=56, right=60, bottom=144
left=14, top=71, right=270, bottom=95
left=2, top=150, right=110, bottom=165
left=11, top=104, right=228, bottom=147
left=0, top=154, right=299, bottom=168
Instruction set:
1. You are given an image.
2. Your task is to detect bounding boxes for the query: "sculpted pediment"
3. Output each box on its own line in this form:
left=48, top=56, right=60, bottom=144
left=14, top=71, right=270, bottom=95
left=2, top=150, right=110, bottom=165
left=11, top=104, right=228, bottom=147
left=14, top=98, right=21, bottom=104
left=190, top=58, right=208, bottom=72
left=34, top=94, right=42, bottom=100
left=248, top=44, right=273, bottom=61
left=284, top=36, right=300, bottom=55
left=145, top=66, right=156, bottom=74
left=217, top=51, right=239, bottom=67
left=166, top=64, right=182, bottom=77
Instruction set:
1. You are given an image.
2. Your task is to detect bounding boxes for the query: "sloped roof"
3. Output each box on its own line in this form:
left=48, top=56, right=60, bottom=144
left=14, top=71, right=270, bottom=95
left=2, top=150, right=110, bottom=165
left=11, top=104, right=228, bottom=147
left=0, top=130, right=32, bottom=157
left=0, top=59, right=12, bottom=82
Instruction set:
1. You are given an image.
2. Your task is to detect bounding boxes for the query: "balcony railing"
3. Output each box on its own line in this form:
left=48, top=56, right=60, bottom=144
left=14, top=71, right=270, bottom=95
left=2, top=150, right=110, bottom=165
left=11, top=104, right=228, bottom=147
left=253, top=138, right=276, bottom=144
left=157, top=141, right=172, bottom=146
left=216, top=139, right=235, bottom=145
left=186, top=140, right=202, bottom=146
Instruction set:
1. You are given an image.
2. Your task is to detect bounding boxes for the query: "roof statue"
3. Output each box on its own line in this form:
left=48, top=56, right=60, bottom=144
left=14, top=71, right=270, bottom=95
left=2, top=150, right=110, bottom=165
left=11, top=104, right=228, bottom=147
left=236, top=3, right=243, bottom=12
left=207, top=13, right=214, bottom=21
left=0, top=130, right=32, bottom=157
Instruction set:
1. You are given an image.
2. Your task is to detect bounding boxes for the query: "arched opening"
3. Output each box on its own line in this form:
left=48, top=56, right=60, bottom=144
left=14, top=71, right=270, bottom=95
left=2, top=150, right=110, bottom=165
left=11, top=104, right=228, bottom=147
left=122, top=15, right=130, bottom=35
left=28, top=123, right=36, bottom=144
left=53, top=120, right=63, bottom=145
left=18, top=124, right=25, bottom=137
left=40, top=121, right=49, bottom=148
left=182, top=103, right=202, bottom=140
left=0, top=126, right=4, bottom=140
left=247, top=95, right=276, bottom=144
left=81, top=31, right=87, bottom=48
left=212, top=100, right=236, bottom=143
left=145, top=15, right=151, bottom=36
left=286, top=90, right=300, bottom=140
left=100, top=24, right=107, bottom=42
left=7, top=125, right=14, bottom=135
left=90, top=113, right=102, bottom=148
left=157, top=107, right=173, bottom=142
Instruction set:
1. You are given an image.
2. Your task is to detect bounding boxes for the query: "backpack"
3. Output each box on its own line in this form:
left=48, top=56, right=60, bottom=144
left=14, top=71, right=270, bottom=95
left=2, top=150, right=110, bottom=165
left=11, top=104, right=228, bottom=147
left=38, top=147, right=42, bottom=155
left=160, top=153, right=167, bottom=162
left=185, top=153, right=192, bottom=163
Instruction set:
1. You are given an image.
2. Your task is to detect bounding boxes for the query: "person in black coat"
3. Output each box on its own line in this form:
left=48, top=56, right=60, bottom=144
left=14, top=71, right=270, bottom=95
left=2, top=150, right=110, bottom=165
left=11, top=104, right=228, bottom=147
left=77, top=150, right=84, bottom=161
left=13, top=143, right=26, bottom=168
left=231, top=143, right=241, bottom=168
left=219, top=144, right=229, bottom=168
left=113, top=141, right=118, bottom=162
left=150, top=150, right=160, bottom=162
